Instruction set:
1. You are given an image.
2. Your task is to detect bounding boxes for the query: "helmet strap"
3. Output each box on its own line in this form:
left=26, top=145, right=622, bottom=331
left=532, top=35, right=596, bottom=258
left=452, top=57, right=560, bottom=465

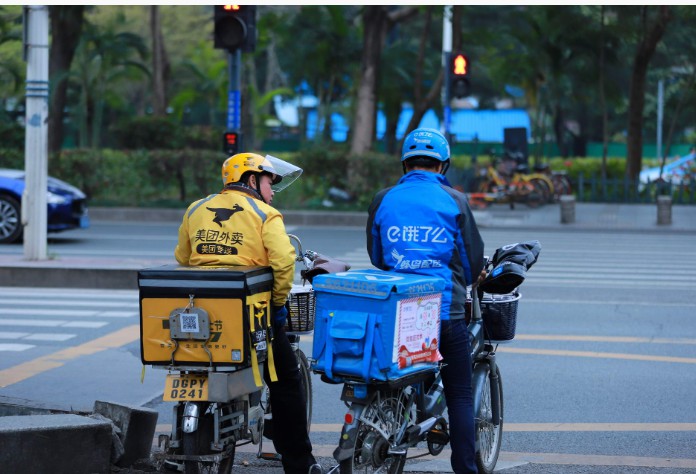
left=440, top=161, right=450, bottom=175
left=248, top=173, right=268, bottom=203
left=224, top=181, right=265, bottom=202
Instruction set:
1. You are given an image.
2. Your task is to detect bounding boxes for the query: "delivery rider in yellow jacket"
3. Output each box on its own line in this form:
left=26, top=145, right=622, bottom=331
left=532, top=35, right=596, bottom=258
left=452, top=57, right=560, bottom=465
left=175, top=153, right=322, bottom=474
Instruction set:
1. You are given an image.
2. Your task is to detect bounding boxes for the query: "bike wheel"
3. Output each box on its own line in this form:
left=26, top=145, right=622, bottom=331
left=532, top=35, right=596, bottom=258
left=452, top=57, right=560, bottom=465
left=552, top=174, right=572, bottom=197
left=339, top=389, right=412, bottom=474
left=522, top=181, right=544, bottom=208
left=475, top=366, right=503, bottom=474
left=529, top=176, right=554, bottom=203
left=298, top=349, right=313, bottom=431
left=182, top=410, right=234, bottom=474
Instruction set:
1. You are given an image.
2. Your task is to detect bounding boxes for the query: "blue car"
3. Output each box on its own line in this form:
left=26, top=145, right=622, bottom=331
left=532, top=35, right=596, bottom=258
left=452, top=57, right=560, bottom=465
left=0, top=168, right=90, bottom=244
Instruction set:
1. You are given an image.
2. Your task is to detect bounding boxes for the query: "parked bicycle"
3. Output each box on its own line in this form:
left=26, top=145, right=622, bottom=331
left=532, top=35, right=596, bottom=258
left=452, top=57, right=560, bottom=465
left=475, top=151, right=552, bottom=208
left=531, top=162, right=573, bottom=201
left=139, top=234, right=348, bottom=473
left=312, top=241, right=541, bottom=474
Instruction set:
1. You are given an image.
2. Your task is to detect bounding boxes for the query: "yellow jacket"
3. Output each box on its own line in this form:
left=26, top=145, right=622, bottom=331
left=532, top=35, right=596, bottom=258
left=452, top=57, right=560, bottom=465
left=174, top=188, right=295, bottom=307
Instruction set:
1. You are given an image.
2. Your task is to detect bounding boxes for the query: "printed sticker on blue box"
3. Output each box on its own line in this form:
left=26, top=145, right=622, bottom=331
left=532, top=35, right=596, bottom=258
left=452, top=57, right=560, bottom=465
left=311, top=269, right=446, bottom=382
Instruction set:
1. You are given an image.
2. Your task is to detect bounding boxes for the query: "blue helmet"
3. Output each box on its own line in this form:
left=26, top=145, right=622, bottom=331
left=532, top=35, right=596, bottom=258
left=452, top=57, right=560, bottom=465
left=401, top=128, right=450, bottom=162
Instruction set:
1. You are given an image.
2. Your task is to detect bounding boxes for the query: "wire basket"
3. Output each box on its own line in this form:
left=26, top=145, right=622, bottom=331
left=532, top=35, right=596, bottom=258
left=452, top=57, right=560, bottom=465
left=286, top=286, right=316, bottom=334
left=480, top=291, right=521, bottom=342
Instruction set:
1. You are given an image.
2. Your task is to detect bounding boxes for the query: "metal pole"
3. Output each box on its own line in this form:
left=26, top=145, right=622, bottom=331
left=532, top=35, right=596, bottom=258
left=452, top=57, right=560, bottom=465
left=442, top=6, right=452, bottom=140
left=23, top=5, right=49, bottom=260
left=226, top=49, right=242, bottom=150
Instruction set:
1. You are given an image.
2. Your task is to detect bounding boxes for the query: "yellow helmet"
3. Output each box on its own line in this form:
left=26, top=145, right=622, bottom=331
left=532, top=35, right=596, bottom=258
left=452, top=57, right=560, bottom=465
left=221, top=153, right=281, bottom=186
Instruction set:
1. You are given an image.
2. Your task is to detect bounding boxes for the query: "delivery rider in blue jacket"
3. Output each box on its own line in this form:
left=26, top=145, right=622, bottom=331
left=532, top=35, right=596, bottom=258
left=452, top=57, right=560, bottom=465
left=175, top=152, right=322, bottom=474
left=366, top=128, right=485, bottom=474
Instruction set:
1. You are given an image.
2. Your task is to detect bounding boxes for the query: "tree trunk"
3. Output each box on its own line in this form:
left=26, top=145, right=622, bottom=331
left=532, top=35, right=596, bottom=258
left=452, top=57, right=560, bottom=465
left=48, top=6, right=85, bottom=154
left=598, top=6, right=608, bottom=180
left=402, top=71, right=444, bottom=141
left=399, top=6, right=444, bottom=153
left=553, top=104, right=567, bottom=157
left=625, top=6, right=672, bottom=180
left=150, top=6, right=169, bottom=116
left=349, top=6, right=388, bottom=156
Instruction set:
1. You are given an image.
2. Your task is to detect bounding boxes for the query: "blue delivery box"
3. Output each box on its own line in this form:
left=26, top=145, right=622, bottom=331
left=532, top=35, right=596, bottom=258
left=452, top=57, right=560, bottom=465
left=311, top=269, right=446, bottom=383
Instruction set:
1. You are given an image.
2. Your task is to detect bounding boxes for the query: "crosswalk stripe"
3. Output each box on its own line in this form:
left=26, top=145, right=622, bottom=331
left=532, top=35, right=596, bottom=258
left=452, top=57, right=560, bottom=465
left=0, top=332, right=77, bottom=342
left=0, top=299, right=139, bottom=309
left=0, top=288, right=137, bottom=299
left=99, top=311, right=138, bottom=318
left=63, top=321, right=109, bottom=328
left=330, top=244, right=696, bottom=292
left=0, top=319, right=108, bottom=328
left=0, top=331, right=30, bottom=338
left=0, top=309, right=136, bottom=318
left=0, top=343, right=35, bottom=352
left=24, top=333, right=77, bottom=341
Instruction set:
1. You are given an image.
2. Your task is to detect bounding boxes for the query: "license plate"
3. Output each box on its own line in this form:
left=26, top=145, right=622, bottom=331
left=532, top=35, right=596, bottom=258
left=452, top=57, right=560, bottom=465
left=163, top=374, right=209, bottom=401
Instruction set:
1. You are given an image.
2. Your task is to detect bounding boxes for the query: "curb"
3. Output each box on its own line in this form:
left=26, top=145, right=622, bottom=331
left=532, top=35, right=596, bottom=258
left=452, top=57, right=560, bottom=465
left=88, top=207, right=369, bottom=227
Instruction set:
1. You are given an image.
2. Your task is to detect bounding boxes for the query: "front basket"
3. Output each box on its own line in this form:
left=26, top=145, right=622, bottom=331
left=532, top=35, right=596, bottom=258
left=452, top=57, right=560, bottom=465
left=480, top=291, right=520, bottom=342
left=286, top=286, right=316, bottom=334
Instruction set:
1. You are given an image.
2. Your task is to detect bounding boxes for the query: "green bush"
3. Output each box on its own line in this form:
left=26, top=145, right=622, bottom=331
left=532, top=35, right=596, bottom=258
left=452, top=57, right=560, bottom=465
left=0, top=148, right=24, bottom=168
left=47, top=148, right=224, bottom=207
left=111, top=116, right=185, bottom=150
left=0, top=122, right=24, bottom=150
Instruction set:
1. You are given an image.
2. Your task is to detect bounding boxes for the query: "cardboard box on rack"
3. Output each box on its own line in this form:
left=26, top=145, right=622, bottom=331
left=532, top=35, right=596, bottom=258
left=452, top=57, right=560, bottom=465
left=311, top=269, right=445, bottom=383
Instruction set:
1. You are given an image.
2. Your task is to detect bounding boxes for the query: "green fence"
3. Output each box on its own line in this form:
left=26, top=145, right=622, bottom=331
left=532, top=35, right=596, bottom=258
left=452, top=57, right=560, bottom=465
left=574, top=173, right=696, bottom=204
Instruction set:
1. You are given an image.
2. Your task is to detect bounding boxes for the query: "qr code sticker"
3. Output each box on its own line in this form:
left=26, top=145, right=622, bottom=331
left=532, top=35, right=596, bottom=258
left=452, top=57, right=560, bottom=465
left=180, top=313, right=200, bottom=333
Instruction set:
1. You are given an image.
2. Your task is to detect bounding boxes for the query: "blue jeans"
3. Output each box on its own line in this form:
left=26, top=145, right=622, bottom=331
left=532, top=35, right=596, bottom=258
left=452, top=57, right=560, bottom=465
left=439, top=318, right=478, bottom=474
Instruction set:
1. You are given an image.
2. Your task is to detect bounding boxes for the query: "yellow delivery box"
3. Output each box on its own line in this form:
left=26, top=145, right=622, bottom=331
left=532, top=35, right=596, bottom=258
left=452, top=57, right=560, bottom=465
left=138, top=264, right=273, bottom=367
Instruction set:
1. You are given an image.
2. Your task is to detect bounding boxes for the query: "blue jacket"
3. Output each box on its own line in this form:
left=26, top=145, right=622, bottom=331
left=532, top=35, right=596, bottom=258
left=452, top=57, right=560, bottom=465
left=366, top=171, right=484, bottom=321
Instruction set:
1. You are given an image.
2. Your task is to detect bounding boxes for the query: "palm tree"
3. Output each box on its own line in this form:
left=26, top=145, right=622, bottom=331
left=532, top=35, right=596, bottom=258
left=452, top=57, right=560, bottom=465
left=70, top=17, right=149, bottom=148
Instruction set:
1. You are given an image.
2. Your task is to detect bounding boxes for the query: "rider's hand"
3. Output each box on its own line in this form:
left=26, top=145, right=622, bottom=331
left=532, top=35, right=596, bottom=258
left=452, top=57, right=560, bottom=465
left=476, top=269, right=487, bottom=285
left=272, top=305, right=288, bottom=327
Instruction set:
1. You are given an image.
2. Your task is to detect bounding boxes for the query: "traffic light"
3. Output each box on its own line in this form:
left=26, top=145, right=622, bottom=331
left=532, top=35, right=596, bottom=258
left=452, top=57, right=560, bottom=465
left=223, top=131, right=242, bottom=155
left=448, top=51, right=471, bottom=99
left=214, top=5, right=257, bottom=53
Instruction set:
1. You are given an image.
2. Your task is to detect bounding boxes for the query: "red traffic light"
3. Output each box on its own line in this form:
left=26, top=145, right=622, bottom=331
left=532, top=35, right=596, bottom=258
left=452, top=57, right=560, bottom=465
left=224, top=132, right=238, bottom=145
left=223, top=131, right=242, bottom=155
left=452, top=53, right=469, bottom=77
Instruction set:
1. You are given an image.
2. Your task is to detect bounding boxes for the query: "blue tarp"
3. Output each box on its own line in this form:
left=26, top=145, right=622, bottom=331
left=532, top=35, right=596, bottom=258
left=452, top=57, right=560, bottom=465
left=639, top=152, right=695, bottom=184
left=303, top=107, right=531, bottom=143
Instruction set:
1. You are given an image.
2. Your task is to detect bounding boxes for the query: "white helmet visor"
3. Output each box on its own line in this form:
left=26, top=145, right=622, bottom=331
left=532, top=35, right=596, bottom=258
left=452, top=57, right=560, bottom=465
left=264, top=155, right=303, bottom=192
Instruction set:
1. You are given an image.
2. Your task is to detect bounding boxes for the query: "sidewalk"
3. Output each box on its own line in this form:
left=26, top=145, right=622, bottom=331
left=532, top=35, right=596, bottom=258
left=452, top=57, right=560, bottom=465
left=87, top=201, right=696, bottom=232
left=1, top=201, right=695, bottom=290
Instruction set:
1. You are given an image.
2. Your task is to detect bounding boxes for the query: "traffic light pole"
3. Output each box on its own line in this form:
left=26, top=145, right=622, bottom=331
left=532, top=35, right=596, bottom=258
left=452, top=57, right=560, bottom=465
left=226, top=49, right=242, bottom=153
left=442, top=6, right=453, bottom=144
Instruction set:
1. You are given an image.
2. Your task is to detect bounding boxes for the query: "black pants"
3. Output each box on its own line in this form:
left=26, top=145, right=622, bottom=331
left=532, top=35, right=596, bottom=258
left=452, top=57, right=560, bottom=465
left=264, top=323, right=316, bottom=473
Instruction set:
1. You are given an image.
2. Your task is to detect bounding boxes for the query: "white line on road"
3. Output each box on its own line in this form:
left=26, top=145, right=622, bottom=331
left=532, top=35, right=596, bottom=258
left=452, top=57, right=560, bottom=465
left=0, top=298, right=139, bottom=309
left=0, top=343, right=35, bottom=352
left=0, top=309, right=136, bottom=318
left=0, top=331, right=77, bottom=342
left=0, top=319, right=108, bottom=328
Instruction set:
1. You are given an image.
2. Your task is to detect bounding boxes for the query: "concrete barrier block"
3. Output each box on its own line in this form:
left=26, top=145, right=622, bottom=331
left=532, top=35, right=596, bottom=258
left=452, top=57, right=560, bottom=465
left=93, top=400, right=158, bottom=467
left=0, top=414, right=111, bottom=474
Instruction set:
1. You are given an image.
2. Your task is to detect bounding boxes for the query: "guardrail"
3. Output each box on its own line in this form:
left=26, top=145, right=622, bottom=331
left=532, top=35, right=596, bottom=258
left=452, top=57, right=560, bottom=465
left=574, top=174, right=696, bottom=204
